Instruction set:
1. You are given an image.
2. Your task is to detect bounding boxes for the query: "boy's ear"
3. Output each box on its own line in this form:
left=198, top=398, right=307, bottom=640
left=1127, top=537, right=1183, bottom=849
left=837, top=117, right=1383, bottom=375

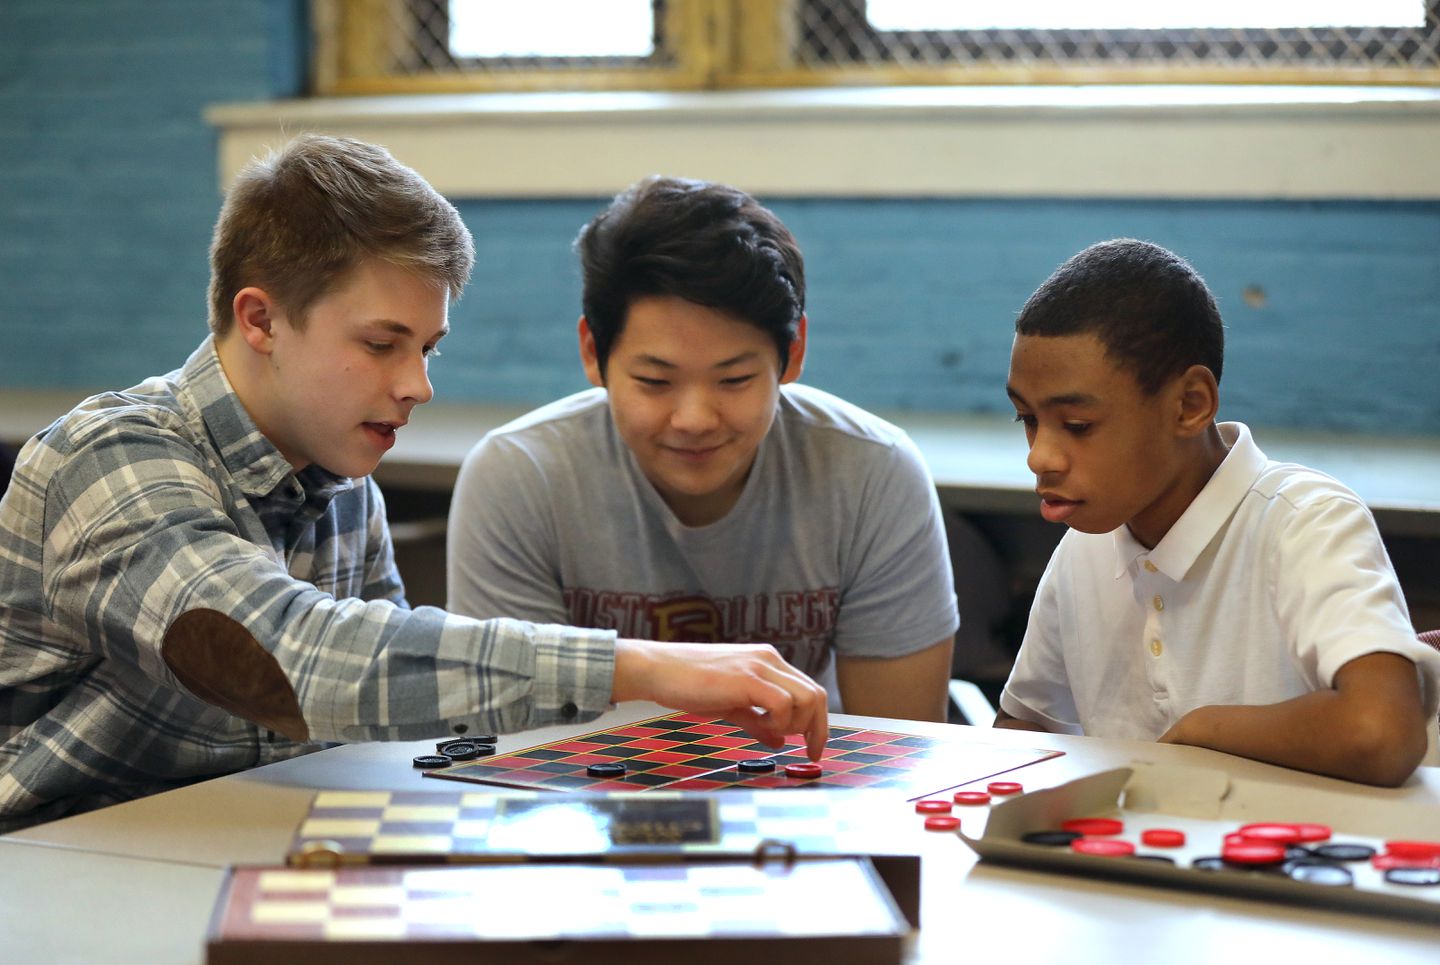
left=780, top=314, right=808, bottom=384
left=578, top=316, right=605, bottom=387
left=1174, top=363, right=1220, bottom=437
left=231, top=287, right=279, bottom=355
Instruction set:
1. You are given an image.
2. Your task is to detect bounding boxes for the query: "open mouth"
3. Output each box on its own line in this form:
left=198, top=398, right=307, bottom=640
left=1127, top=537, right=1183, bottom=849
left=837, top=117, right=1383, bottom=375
left=1039, top=494, right=1082, bottom=524
left=363, top=422, right=401, bottom=449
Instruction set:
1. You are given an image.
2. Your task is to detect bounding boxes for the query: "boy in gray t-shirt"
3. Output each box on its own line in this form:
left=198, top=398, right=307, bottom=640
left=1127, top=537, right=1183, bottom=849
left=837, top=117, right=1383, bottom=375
left=448, top=177, right=958, bottom=721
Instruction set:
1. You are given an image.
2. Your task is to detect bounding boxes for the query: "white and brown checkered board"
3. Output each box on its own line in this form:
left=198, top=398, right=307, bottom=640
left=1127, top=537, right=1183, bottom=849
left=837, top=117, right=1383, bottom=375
left=423, top=711, right=1061, bottom=800
left=211, top=860, right=907, bottom=944
left=290, top=788, right=918, bottom=863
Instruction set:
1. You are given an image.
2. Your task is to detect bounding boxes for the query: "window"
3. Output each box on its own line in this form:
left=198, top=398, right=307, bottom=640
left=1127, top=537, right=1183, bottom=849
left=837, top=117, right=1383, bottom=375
left=312, top=0, right=709, bottom=93
left=312, top=0, right=1440, bottom=94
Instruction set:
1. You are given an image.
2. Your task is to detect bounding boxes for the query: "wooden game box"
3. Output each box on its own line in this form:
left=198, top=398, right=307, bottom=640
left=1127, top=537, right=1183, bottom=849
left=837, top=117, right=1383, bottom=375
left=283, top=787, right=925, bottom=926
left=960, top=763, right=1440, bottom=923
left=206, top=854, right=910, bottom=965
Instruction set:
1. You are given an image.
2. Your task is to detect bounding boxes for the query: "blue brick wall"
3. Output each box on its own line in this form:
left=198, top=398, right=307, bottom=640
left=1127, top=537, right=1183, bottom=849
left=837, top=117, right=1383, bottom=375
left=0, top=0, right=303, bottom=384
left=442, top=197, right=1440, bottom=433
left=2, top=2, right=1437, bottom=435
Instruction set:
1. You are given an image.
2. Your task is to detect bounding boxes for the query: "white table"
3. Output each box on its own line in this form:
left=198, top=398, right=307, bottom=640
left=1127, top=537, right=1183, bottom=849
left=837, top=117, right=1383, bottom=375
left=3, top=704, right=1437, bottom=964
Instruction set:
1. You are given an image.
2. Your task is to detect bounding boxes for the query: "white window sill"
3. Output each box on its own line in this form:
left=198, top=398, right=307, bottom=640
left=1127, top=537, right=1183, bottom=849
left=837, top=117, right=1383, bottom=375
left=205, top=85, right=1440, bottom=199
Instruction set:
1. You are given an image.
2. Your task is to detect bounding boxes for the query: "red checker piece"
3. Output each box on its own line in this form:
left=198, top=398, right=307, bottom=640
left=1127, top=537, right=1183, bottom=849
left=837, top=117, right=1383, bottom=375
left=1222, top=841, right=1287, bottom=865
left=1140, top=828, right=1187, bottom=848
left=1061, top=817, right=1124, bottom=837
left=1071, top=838, right=1135, bottom=857
left=1384, top=840, right=1440, bottom=860
left=783, top=762, right=823, bottom=779
left=987, top=781, right=1024, bottom=796
left=915, top=800, right=953, bottom=814
left=1236, top=822, right=1331, bottom=845
left=953, top=791, right=992, bottom=806
left=924, top=815, right=962, bottom=832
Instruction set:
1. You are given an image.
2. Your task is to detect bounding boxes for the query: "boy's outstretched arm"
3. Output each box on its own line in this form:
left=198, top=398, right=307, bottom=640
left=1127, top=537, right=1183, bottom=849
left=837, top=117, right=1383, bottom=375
left=1158, top=651, right=1430, bottom=787
left=611, top=640, right=830, bottom=761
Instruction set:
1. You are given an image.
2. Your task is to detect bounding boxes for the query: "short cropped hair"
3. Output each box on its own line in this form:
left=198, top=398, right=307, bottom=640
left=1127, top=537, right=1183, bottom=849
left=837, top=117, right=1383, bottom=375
left=575, top=176, right=805, bottom=376
left=1015, top=239, right=1224, bottom=395
left=208, top=134, right=474, bottom=336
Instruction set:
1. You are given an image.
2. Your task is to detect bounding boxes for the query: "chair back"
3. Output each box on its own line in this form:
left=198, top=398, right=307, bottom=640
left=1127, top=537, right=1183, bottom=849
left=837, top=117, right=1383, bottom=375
left=1419, top=630, right=1440, bottom=731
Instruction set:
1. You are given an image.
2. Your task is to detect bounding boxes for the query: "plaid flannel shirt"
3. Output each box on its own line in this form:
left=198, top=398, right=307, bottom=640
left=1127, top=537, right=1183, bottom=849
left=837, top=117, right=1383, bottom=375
left=0, top=338, right=615, bottom=830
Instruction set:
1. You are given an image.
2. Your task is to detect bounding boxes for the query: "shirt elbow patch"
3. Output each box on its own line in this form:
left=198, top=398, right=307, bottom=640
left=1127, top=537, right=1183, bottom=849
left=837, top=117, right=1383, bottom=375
left=161, top=608, right=309, bottom=742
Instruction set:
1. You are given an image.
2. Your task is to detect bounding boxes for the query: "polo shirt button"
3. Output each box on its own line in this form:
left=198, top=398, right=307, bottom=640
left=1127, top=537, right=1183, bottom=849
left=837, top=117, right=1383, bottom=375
left=561, top=701, right=578, bottom=720
left=1150, top=638, right=1163, bottom=657
left=1143, top=561, right=1158, bottom=573
left=1152, top=595, right=1164, bottom=612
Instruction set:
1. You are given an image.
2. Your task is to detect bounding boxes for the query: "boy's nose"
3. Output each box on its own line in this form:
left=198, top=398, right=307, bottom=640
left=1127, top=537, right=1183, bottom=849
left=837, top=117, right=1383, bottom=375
left=397, top=356, right=435, bottom=405
left=670, top=390, right=721, bottom=434
left=1026, top=430, right=1065, bottom=477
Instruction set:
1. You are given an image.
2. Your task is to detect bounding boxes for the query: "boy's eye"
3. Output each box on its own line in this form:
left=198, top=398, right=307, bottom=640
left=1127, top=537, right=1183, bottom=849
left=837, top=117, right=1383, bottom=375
left=1013, top=413, right=1037, bottom=430
left=1064, top=422, right=1092, bottom=436
left=365, top=341, right=392, bottom=353
left=720, top=375, right=755, bottom=387
left=634, top=376, right=669, bottom=388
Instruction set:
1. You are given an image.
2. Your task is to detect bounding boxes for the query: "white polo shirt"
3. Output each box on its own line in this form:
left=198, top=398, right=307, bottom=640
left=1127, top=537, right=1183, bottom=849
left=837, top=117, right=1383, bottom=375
left=1000, top=422, right=1440, bottom=741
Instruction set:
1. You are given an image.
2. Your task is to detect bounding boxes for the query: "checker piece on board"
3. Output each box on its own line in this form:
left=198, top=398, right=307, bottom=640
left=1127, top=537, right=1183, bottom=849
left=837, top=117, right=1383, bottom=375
left=586, top=762, right=627, bottom=778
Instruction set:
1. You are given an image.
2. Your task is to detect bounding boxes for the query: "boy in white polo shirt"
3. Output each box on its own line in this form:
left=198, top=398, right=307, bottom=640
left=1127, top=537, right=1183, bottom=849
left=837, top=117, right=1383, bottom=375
left=995, top=238, right=1439, bottom=786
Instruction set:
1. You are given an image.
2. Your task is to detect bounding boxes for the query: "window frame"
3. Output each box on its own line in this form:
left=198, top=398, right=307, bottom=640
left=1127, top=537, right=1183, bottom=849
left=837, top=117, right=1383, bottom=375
left=313, top=0, right=722, bottom=94
left=312, top=0, right=1440, bottom=95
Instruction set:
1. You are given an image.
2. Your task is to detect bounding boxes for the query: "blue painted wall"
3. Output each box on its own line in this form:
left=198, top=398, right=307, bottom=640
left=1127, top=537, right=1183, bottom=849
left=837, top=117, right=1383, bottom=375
left=0, top=0, right=307, bottom=384
left=2, top=1, right=1437, bottom=435
left=450, top=197, right=1440, bottom=432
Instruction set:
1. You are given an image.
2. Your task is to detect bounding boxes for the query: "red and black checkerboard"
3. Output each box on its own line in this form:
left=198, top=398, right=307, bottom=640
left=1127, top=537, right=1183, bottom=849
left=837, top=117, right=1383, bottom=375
left=424, top=711, right=1061, bottom=801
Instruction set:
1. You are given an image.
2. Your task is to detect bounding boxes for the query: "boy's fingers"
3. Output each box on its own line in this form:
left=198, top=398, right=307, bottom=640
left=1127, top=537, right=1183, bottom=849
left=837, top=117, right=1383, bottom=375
left=744, top=663, right=829, bottom=760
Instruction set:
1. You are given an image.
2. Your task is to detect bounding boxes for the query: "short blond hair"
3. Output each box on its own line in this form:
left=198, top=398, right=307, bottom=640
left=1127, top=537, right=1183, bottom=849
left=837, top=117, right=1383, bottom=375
left=207, top=134, right=473, bottom=335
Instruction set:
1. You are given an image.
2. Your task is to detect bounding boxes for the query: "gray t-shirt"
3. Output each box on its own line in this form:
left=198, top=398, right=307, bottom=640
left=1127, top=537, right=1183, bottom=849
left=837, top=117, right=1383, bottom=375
left=447, top=384, right=958, bottom=678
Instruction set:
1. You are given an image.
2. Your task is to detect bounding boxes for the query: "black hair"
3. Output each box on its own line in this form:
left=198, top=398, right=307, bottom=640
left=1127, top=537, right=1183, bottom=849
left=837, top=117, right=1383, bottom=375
left=575, top=176, right=805, bottom=376
left=1015, top=238, right=1224, bottom=394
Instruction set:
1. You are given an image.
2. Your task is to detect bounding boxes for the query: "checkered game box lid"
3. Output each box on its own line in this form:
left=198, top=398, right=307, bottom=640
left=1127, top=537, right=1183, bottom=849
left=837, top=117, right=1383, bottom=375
left=287, top=788, right=925, bottom=926
left=206, top=857, right=908, bottom=965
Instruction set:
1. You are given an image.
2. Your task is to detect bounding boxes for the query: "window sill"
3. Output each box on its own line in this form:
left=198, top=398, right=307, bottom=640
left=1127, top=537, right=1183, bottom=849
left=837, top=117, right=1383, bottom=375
left=205, top=85, right=1440, bottom=199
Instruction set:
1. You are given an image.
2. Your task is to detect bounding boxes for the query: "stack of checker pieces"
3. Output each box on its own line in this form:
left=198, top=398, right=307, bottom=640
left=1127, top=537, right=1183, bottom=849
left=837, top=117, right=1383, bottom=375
left=410, top=734, right=499, bottom=770
left=205, top=788, right=922, bottom=965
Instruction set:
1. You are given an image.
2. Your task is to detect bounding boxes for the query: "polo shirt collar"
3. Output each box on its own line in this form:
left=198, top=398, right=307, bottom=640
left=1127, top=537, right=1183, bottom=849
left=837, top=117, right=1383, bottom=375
left=1110, top=422, right=1267, bottom=580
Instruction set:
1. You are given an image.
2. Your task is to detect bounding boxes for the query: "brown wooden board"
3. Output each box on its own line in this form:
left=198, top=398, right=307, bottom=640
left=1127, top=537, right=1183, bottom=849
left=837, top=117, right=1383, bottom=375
left=207, top=858, right=908, bottom=965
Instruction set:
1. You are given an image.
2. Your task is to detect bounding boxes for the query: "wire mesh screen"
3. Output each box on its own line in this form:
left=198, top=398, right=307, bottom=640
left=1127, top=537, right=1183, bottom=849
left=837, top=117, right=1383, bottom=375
left=787, top=0, right=1440, bottom=81
left=317, top=0, right=691, bottom=93
left=315, top=0, right=1440, bottom=94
